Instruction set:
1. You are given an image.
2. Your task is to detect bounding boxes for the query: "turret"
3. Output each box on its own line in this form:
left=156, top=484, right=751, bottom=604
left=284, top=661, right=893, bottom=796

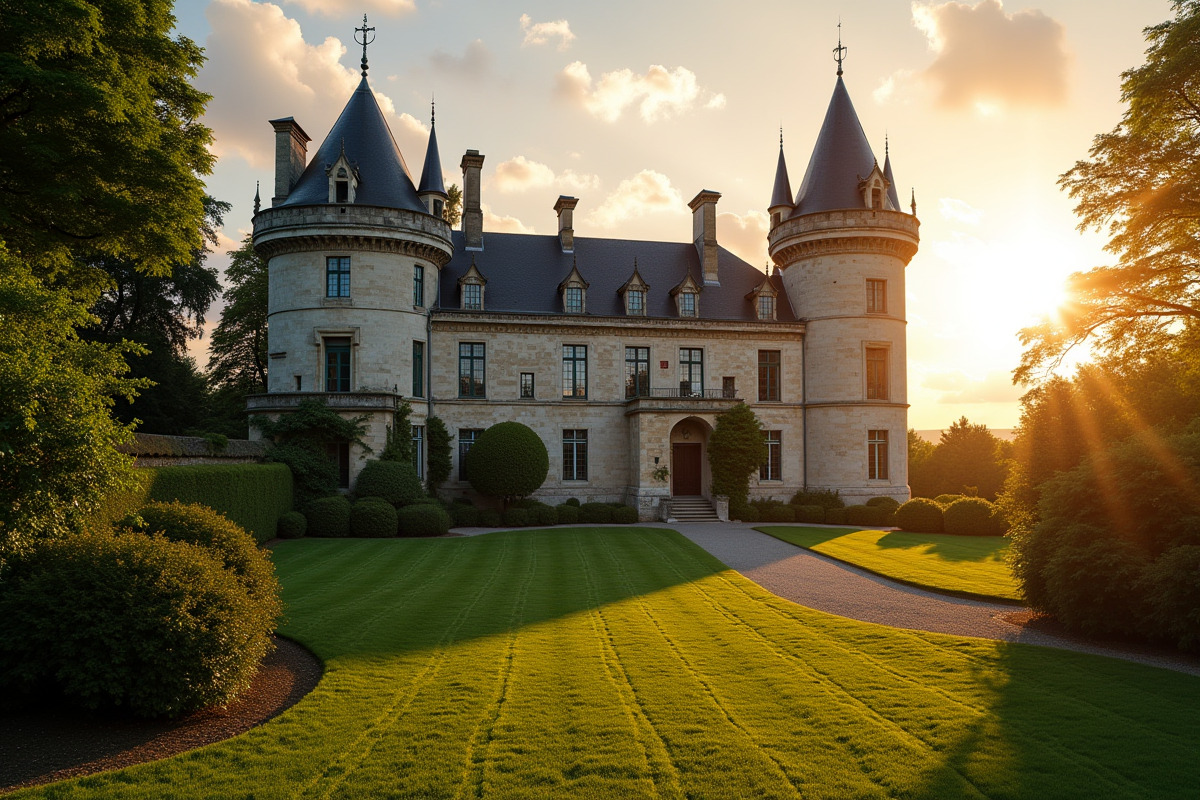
left=768, top=131, right=794, bottom=228
left=418, top=100, right=448, bottom=219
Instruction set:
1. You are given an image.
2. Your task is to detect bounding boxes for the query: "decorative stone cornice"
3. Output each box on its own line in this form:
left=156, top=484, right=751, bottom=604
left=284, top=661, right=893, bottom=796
left=771, top=234, right=919, bottom=268
left=768, top=208, right=920, bottom=268
left=431, top=310, right=804, bottom=340
left=256, top=233, right=453, bottom=265
left=252, top=204, right=453, bottom=265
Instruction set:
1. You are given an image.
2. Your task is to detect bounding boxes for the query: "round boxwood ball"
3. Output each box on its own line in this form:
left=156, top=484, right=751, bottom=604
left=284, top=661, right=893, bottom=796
left=943, top=497, right=1006, bottom=536
left=895, top=497, right=945, bottom=533
left=354, top=459, right=425, bottom=507
left=305, top=495, right=352, bottom=537
left=464, top=422, right=549, bottom=503
left=556, top=504, right=580, bottom=524
left=398, top=504, right=452, bottom=537
left=351, top=498, right=399, bottom=537
left=277, top=511, right=307, bottom=539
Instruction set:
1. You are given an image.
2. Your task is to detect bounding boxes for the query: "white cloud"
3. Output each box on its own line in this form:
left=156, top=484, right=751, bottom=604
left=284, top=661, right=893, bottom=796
left=483, top=205, right=535, bottom=234
left=923, top=370, right=1023, bottom=404
left=909, top=0, right=1069, bottom=111
left=493, top=156, right=556, bottom=193
left=197, top=0, right=431, bottom=171
left=283, top=0, right=415, bottom=16
left=558, top=61, right=725, bottom=123
left=520, top=14, right=575, bottom=51
left=557, top=169, right=601, bottom=193
left=430, top=39, right=492, bottom=79
left=586, top=170, right=684, bottom=228
left=938, top=197, right=983, bottom=225
left=717, top=210, right=770, bottom=269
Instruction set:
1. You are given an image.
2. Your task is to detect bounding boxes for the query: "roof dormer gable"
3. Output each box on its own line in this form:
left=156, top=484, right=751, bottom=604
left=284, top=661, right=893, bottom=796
left=326, top=148, right=360, bottom=204
left=745, top=270, right=779, bottom=321
left=669, top=271, right=703, bottom=317
left=618, top=259, right=650, bottom=316
left=458, top=257, right=487, bottom=310
left=858, top=161, right=893, bottom=211
left=558, top=259, right=590, bottom=314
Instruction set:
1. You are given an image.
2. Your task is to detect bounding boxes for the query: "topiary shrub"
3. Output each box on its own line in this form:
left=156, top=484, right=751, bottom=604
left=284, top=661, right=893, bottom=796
left=277, top=510, right=307, bottom=539
left=612, top=505, right=638, bottom=524
left=527, top=502, right=558, bottom=526
left=757, top=501, right=795, bottom=523
left=943, top=497, right=1007, bottom=536
left=478, top=509, right=502, bottom=527
left=790, top=488, right=844, bottom=510
left=895, top=498, right=945, bottom=533
left=0, top=530, right=275, bottom=718
left=351, top=498, right=398, bottom=538
left=465, top=422, right=549, bottom=505
left=128, top=502, right=281, bottom=614
left=449, top=503, right=480, bottom=527
left=793, top=504, right=825, bottom=524
left=844, top=505, right=889, bottom=527
left=934, top=494, right=964, bottom=507
left=579, top=502, right=614, bottom=524
left=305, top=495, right=352, bottom=537
left=556, top=504, right=579, bottom=524
left=504, top=507, right=533, bottom=527
left=733, top=502, right=760, bottom=523
left=866, top=496, right=901, bottom=512
left=354, top=459, right=425, bottom=507
left=824, top=507, right=848, bottom=525
left=398, top=504, right=451, bottom=537
left=565, top=497, right=581, bottom=507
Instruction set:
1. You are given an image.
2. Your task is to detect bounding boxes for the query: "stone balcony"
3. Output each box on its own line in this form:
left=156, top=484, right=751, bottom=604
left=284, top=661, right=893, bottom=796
left=245, top=391, right=403, bottom=414
left=623, top=387, right=742, bottom=416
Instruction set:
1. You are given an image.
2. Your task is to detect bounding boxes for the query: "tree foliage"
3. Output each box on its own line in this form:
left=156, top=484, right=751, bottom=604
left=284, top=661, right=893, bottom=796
left=379, top=398, right=413, bottom=464
left=253, top=400, right=370, bottom=507
left=1018, top=1, right=1200, bottom=381
left=707, top=403, right=767, bottom=508
left=208, top=234, right=268, bottom=394
left=443, top=184, right=462, bottom=227
left=426, top=416, right=453, bottom=494
left=0, top=0, right=214, bottom=281
left=907, top=429, right=936, bottom=497
left=910, top=417, right=1009, bottom=501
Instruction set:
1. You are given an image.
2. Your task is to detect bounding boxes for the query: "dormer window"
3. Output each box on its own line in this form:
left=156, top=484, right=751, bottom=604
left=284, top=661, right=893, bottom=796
left=618, top=260, right=650, bottom=317
left=758, top=295, right=776, bottom=320
left=458, top=258, right=487, bottom=311
left=679, top=292, right=696, bottom=317
left=558, top=258, right=590, bottom=315
left=335, top=169, right=349, bottom=203
left=326, top=151, right=359, bottom=204
left=746, top=273, right=779, bottom=321
left=858, top=163, right=891, bottom=211
left=670, top=271, right=703, bottom=318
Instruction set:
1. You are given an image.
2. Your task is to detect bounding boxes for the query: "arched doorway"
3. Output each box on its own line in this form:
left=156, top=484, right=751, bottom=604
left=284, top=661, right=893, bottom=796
left=669, top=417, right=711, bottom=496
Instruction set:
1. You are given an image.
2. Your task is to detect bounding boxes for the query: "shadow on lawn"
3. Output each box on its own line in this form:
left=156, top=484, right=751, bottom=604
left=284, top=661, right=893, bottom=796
left=875, top=531, right=1008, bottom=563
left=908, top=641, right=1200, bottom=799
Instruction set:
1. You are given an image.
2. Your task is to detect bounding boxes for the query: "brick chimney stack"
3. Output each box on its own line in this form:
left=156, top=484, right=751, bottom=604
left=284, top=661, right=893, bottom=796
left=269, top=117, right=311, bottom=206
left=689, top=190, right=721, bottom=285
left=460, top=150, right=485, bottom=250
left=554, top=195, right=578, bottom=253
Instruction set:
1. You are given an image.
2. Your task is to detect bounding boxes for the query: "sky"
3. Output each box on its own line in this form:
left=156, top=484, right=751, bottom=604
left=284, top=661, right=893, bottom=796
left=174, top=0, right=1172, bottom=431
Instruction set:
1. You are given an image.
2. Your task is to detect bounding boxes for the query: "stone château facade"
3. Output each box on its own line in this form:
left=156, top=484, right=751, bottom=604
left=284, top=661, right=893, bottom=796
left=249, top=50, right=919, bottom=521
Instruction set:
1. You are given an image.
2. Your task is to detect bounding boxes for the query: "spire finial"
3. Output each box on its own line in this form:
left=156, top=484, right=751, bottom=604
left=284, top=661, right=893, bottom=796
left=253, top=181, right=260, bottom=216
left=779, top=126, right=784, bottom=149
left=885, top=132, right=889, bottom=158
left=833, top=20, right=847, bottom=77
left=431, top=94, right=435, bottom=126
left=910, top=188, right=917, bottom=216
left=354, top=14, right=376, bottom=78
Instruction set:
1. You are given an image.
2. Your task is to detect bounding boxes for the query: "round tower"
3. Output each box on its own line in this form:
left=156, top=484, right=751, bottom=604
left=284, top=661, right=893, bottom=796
left=769, top=68, right=919, bottom=503
left=250, top=63, right=453, bottom=486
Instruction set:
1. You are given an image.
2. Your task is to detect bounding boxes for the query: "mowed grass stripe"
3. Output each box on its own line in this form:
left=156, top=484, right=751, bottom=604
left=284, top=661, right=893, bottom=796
left=16, top=528, right=1200, bottom=800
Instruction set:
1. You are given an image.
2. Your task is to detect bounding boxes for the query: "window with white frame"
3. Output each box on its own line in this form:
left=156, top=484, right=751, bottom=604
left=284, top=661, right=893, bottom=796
left=760, top=431, right=782, bottom=481
left=868, top=430, right=889, bottom=480
left=411, top=425, right=425, bottom=479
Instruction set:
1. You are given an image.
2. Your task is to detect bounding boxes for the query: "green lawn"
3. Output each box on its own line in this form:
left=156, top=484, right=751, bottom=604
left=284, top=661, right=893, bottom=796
left=759, top=525, right=1022, bottom=601
left=17, top=528, right=1198, bottom=799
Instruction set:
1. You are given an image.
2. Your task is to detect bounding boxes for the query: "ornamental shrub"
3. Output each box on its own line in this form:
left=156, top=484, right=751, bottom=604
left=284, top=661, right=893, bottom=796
left=449, top=503, right=480, bottom=527
left=579, top=502, right=614, bottom=524
left=790, top=488, right=844, bottom=510
left=934, top=494, right=964, bottom=507
left=351, top=498, right=398, bottom=538
left=943, top=497, right=1007, bottom=536
left=478, top=509, right=502, bottom=527
left=1140, top=546, right=1200, bottom=650
left=556, top=504, right=580, bottom=524
left=465, top=422, right=549, bottom=505
left=128, top=502, right=281, bottom=615
left=504, top=508, right=533, bottom=527
left=844, top=505, right=889, bottom=528
left=708, top=403, right=767, bottom=509
left=565, top=497, right=581, bottom=507
left=398, top=504, right=452, bottom=537
left=305, top=495, right=352, bottom=537
left=277, top=511, right=307, bottom=539
left=895, top=498, right=945, bottom=533
left=733, top=502, right=760, bottom=523
left=0, top=530, right=274, bottom=718
left=794, top=504, right=825, bottom=524
left=753, top=500, right=795, bottom=523
left=824, top=507, right=848, bottom=525
left=354, top=459, right=424, bottom=507
left=612, top=506, right=638, bottom=524
left=523, top=501, right=557, bottom=526
left=1042, top=535, right=1150, bottom=637
left=866, top=496, right=901, bottom=512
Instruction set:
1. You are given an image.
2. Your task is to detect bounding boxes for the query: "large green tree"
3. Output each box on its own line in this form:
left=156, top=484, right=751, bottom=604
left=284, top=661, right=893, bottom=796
left=707, top=403, right=767, bottom=510
left=0, top=0, right=213, bottom=282
left=207, top=235, right=268, bottom=395
left=1018, top=1, right=1200, bottom=381
left=921, top=417, right=1009, bottom=501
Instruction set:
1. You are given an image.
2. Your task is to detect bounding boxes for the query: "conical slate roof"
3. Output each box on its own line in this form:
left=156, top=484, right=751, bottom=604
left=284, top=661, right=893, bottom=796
left=418, top=110, right=446, bottom=196
left=769, top=143, right=793, bottom=211
left=280, top=77, right=426, bottom=212
left=882, top=146, right=901, bottom=210
left=792, top=76, right=878, bottom=215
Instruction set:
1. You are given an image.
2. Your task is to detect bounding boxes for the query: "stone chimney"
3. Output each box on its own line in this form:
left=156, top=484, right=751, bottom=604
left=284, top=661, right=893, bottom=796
left=689, top=190, right=721, bottom=285
left=269, top=117, right=311, bottom=205
left=460, top=150, right=485, bottom=250
left=554, top=195, right=578, bottom=252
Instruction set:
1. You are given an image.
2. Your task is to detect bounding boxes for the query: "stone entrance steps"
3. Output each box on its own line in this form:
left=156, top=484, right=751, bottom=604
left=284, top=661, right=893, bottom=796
left=670, top=495, right=720, bottom=522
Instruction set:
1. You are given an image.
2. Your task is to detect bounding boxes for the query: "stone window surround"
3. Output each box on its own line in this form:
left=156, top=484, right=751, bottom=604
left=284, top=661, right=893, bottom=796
left=866, top=278, right=887, bottom=314
left=864, top=342, right=890, bottom=401
left=563, top=428, right=588, bottom=481
left=312, top=326, right=360, bottom=393
left=760, top=430, right=782, bottom=481
left=868, top=429, right=889, bottom=480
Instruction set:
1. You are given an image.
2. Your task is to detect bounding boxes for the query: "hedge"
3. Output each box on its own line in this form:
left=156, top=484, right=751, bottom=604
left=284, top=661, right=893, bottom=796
left=895, top=498, right=945, bottom=533
left=943, top=497, right=1007, bottom=536
left=277, top=511, right=307, bottom=539
left=556, top=504, right=580, bottom=524
left=844, top=505, right=890, bottom=527
left=793, top=504, right=825, bottom=524
left=398, top=504, right=452, bottom=537
left=612, top=506, right=638, bottom=524
left=354, top=460, right=425, bottom=507
left=351, top=498, right=399, bottom=538
left=306, top=495, right=352, bottom=538
left=93, top=464, right=292, bottom=544
left=579, top=503, right=614, bottom=524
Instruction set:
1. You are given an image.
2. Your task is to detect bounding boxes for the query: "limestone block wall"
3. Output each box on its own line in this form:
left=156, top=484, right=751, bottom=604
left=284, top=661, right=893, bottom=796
left=803, top=404, right=909, bottom=503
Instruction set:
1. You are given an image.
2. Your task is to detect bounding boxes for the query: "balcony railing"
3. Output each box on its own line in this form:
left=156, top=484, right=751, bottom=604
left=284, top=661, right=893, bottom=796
left=625, top=387, right=740, bottom=401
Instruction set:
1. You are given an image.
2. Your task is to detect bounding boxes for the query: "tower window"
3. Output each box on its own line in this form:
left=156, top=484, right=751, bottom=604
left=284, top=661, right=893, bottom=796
left=326, top=256, right=350, bottom=298
left=324, top=337, right=352, bottom=393
left=866, top=347, right=889, bottom=400
left=868, top=430, right=889, bottom=480
left=867, top=279, right=887, bottom=314
left=414, top=265, right=425, bottom=307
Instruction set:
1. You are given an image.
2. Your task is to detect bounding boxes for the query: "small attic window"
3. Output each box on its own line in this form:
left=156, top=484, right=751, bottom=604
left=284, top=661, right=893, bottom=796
left=757, top=295, right=776, bottom=320
left=627, top=290, right=645, bottom=316
left=871, top=187, right=882, bottom=209
left=327, top=157, right=358, bottom=204
left=565, top=286, right=584, bottom=314
left=679, top=291, right=697, bottom=317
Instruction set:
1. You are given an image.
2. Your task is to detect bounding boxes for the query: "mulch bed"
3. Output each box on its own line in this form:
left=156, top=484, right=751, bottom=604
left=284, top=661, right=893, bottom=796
left=0, top=636, right=322, bottom=794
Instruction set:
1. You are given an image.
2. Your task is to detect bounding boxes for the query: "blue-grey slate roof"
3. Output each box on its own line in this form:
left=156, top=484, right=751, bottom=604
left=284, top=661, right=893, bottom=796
left=438, top=231, right=795, bottom=322
left=280, top=77, right=427, bottom=213
left=769, top=144, right=794, bottom=211
left=883, top=150, right=901, bottom=210
left=792, top=76, right=878, bottom=216
left=418, top=119, right=445, bottom=196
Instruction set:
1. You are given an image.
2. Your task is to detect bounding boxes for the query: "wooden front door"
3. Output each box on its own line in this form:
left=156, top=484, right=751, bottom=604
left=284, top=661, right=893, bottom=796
left=672, top=443, right=702, bottom=495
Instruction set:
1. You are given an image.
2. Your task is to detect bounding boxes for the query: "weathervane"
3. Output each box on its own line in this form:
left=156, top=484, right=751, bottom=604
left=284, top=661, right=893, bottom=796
left=355, top=14, right=376, bottom=78
left=833, top=20, right=847, bottom=76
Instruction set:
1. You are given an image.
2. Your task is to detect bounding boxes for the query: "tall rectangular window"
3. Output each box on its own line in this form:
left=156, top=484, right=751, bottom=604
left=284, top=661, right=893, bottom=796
left=868, top=430, right=889, bottom=480
left=679, top=291, right=696, bottom=317
left=866, top=347, right=889, bottom=400
left=413, top=265, right=425, bottom=307
left=458, top=428, right=483, bottom=480
left=757, top=294, right=776, bottom=320
left=563, top=429, right=588, bottom=481
left=520, top=372, right=535, bottom=399
left=760, top=431, right=782, bottom=481
left=758, top=350, right=781, bottom=401
left=411, top=425, right=425, bottom=479
left=462, top=283, right=482, bottom=310
left=627, top=290, right=645, bottom=316
left=326, top=256, right=350, bottom=298
left=625, top=346, right=650, bottom=398
left=867, top=279, right=887, bottom=314
left=324, top=337, right=351, bottom=392
left=562, top=344, right=588, bottom=398
left=412, top=341, right=425, bottom=397
left=679, top=348, right=703, bottom=396
left=565, top=286, right=584, bottom=313
left=459, top=342, right=486, bottom=397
